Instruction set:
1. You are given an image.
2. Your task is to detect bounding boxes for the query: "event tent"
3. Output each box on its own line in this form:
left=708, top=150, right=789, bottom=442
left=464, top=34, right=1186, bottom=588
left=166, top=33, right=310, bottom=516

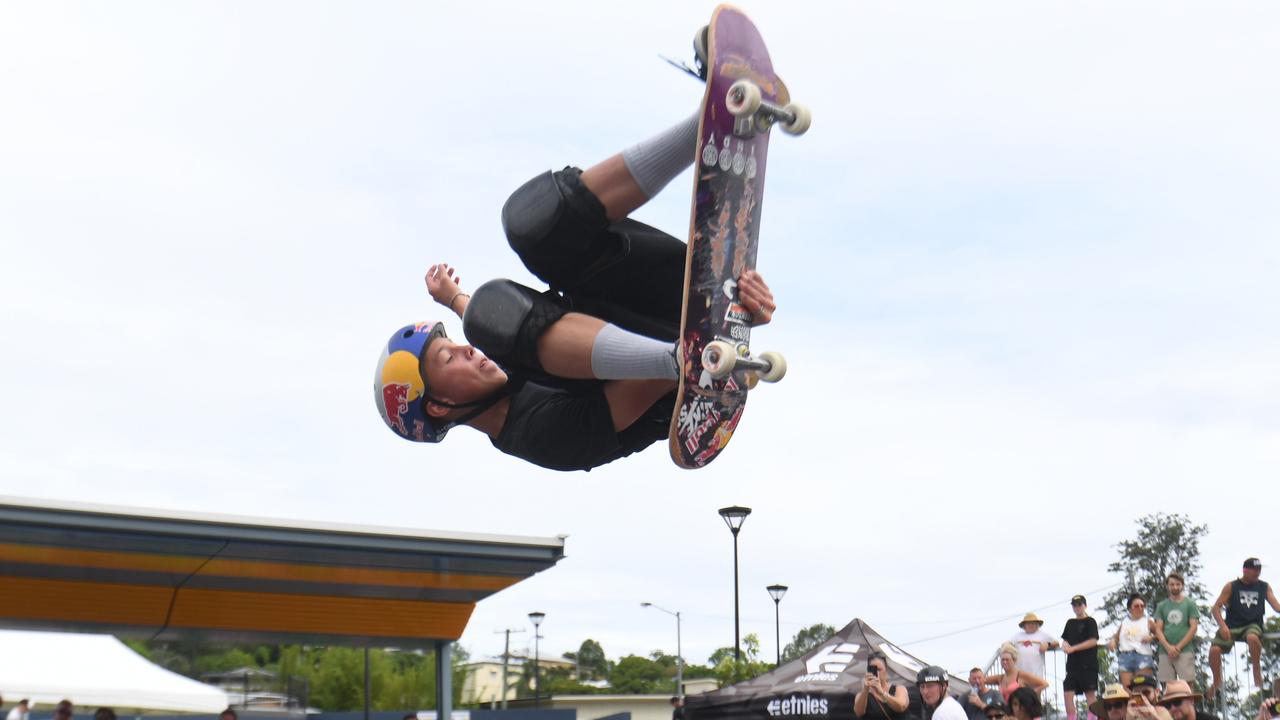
left=685, top=619, right=969, bottom=720
left=0, top=629, right=229, bottom=712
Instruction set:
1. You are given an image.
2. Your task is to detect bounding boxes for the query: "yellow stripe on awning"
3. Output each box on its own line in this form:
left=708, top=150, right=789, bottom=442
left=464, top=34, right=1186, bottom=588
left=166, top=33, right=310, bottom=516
left=0, top=542, right=518, bottom=591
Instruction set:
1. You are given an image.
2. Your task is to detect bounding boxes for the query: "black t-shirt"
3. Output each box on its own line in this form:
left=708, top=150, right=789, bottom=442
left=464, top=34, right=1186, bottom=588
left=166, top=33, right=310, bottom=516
left=491, top=380, right=672, bottom=471
left=1062, top=617, right=1099, bottom=673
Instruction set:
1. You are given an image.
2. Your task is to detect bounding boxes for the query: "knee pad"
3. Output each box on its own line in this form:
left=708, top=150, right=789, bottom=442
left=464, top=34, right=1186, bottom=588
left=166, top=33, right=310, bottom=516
left=502, top=168, right=609, bottom=257
left=463, top=279, right=567, bottom=371
left=503, top=171, right=564, bottom=255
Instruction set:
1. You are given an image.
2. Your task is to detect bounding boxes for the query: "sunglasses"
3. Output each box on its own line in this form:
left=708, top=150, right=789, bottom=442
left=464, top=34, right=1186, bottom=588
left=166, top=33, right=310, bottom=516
left=1105, top=702, right=1128, bottom=710
left=987, top=714, right=1006, bottom=719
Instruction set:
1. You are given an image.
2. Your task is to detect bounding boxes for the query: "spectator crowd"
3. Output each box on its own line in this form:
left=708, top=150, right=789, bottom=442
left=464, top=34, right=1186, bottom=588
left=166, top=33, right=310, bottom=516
left=856, top=558, right=1279, bottom=720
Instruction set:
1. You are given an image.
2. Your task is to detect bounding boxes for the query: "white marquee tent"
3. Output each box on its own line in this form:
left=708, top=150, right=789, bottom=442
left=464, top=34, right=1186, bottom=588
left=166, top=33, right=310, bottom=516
left=0, top=630, right=229, bottom=713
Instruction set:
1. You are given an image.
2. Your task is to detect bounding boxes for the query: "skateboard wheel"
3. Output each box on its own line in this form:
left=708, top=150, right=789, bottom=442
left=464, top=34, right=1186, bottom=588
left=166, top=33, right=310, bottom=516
left=702, top=340, right=738, bottom=379
left=781, top=103, right=811, bottom=135
left=759, top=351, right=787, bottom=383
left=726, top=80, right=763, bottom=117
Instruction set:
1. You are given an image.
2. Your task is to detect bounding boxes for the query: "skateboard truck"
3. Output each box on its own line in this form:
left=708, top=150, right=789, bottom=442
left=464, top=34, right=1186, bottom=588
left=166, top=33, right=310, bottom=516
left=702, top=339, right=787, bottom=385
left=726, top=79, right=811, bottom=138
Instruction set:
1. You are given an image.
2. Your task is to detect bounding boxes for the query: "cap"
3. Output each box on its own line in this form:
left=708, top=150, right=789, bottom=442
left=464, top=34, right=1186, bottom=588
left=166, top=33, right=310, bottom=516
left=1244, top=557, right=1262, bottom=570
left=1071, top=595, right=1087, bottom=606
left=1130, top=674, right=1158, bottom=691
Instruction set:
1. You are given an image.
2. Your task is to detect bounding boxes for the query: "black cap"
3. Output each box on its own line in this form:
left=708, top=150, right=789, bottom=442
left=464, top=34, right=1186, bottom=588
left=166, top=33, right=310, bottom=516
left=917, top=665, right=948, bottom=685
left=1244, top=557, right=1262, bottom=570
left=1071, top=594, right=1087, bottom=605
left=1130, top=674, right=1157, bottom=690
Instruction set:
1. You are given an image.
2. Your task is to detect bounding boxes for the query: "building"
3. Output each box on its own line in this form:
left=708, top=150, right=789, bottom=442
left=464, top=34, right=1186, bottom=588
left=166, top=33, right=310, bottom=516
left=461, top=656, right=578, bottom=706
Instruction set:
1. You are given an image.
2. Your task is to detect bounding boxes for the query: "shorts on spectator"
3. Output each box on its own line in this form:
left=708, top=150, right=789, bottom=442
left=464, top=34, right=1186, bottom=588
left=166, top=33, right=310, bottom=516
left=1063, top=670, right=1099, bottom=693
left=1116, top=651, right=1155, bottom=674
left=1157, top=649, right=1196, bottom=682
left=1211, top=624, right=1262, bottom=649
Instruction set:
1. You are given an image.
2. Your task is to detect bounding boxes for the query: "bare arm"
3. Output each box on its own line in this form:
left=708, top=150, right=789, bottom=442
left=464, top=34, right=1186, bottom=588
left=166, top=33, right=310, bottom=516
left=425, top=263, right=469, bottom=318
left=1268, top=585, right=1280, bottom=613
left=884, top=684, right=909, bottom=713
left=1019, top=670, right=1049, bottom=693
left=1177, top=614, right=1198, bottom=652
left=1212, top=582, right=1233, bottom=638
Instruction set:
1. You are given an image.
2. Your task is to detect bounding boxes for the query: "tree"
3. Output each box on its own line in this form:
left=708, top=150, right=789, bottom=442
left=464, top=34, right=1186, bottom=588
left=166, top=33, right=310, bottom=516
left=609, top=654, right=671, bottom=693
left=708, top=633, right=772, bottom=686
left=1102, top=513, right=1209, bottom=627
left=563, top=639, right=610, bottom=681
left=782, top=623, right=837, bottom=663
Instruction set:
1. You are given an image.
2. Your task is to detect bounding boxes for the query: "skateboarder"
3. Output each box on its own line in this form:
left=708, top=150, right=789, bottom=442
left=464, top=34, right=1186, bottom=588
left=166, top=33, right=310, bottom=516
left=375, top=104, right=777, bottom=472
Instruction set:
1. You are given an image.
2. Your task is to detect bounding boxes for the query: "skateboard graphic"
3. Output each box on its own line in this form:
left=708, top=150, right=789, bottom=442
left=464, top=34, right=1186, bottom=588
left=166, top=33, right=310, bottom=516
left=668, top=4, right=810, bottom=469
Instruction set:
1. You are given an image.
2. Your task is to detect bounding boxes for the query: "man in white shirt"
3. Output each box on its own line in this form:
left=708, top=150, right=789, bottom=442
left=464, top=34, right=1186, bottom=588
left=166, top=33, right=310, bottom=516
left=1010, top=612, right=1058, bottom=678
left=920, top=666, right=968, bottom=720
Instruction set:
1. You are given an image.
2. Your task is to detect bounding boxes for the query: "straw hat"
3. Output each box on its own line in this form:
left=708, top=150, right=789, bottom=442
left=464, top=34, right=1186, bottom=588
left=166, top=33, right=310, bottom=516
left=1019, top=612, right=1044, bottom=628
left=1160, top=681, right=1203, bottom=705
left=1089, top=684, right=1131, bottom=716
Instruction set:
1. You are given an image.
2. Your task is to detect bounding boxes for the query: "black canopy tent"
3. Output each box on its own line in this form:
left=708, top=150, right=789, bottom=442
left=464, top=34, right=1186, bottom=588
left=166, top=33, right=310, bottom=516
left=686, top=618, right=970, bottom=720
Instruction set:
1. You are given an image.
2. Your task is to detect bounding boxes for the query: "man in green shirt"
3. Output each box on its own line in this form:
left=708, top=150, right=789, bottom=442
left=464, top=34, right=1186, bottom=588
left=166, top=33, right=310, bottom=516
left=1155, top=571, right=1199, bottom=682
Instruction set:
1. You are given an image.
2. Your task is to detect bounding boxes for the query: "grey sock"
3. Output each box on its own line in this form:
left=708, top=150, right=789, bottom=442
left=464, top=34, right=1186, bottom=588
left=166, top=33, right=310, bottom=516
left=621, top=112, right=700, bottom=199
left=590, top=323, right=679, bottom=380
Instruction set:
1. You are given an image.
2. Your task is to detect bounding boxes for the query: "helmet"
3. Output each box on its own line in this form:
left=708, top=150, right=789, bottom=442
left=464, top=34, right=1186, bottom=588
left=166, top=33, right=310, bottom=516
left=374, top=321, right=449, bottom=443
left=981, top=690, right=1006, bottom=713
left=916, top=665, right=948, bottom=686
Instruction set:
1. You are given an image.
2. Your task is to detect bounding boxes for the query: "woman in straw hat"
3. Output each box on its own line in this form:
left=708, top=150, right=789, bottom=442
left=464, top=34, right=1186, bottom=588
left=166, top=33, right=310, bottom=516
left=984, top=643, right=1048, bottom=703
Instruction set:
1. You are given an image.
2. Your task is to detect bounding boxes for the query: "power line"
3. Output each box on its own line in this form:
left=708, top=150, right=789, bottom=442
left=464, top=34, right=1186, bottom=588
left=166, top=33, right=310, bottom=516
left=898, top=581, right=1124, bottom=647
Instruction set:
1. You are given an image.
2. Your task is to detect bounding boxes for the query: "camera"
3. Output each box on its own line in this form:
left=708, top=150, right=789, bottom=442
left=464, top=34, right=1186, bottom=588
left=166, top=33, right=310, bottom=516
left=868, top=665, right=880, bottom=676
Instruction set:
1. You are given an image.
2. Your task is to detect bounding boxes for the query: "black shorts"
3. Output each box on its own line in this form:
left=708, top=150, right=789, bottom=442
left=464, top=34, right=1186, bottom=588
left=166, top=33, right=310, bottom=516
left=502, top=167, right=686, bottom=341
left=1063, top=669, right=1098, bottom=694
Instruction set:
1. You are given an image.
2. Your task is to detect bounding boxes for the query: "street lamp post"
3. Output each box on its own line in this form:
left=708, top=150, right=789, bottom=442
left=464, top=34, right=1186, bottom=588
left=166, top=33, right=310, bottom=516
left=766, top=584, right=788, bottom=665
left=641, top=602, right=683, bottom=696
left=717, top=505, right=752, bottom=662
left=529, top=611, right=545, bottom=708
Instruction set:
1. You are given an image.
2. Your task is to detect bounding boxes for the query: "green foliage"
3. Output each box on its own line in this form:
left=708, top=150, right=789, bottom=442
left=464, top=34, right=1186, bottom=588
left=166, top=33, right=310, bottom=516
left=1102, top=513, right=1209, bottom=627
left=782, top=623, right=836, bottom=663
left=124, top=639, right=470, bottom=710
left=572, top=639, right=610, bottom=680
left=609, top=654, right=673, bottom=694
left=708, top=633, right=772, bottom=686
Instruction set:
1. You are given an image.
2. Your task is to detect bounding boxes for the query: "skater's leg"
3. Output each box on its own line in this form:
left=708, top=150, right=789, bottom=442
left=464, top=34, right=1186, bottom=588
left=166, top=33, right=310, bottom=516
left=533, top=312, right=677, bottom=381
left=582, top=112, right=699, bottom=220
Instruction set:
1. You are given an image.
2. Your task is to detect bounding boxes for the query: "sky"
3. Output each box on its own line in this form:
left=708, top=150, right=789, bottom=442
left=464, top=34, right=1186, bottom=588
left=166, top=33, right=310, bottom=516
left=2, top=0, right=1279, bottom=692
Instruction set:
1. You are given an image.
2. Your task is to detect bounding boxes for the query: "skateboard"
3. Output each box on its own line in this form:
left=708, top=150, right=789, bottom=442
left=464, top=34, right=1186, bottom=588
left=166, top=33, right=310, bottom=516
left=668, top=4, right=810, bottom=469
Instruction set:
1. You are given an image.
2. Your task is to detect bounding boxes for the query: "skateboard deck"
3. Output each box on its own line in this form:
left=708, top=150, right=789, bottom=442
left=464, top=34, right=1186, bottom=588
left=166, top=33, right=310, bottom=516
left=668, top=5, right=790, bottom=469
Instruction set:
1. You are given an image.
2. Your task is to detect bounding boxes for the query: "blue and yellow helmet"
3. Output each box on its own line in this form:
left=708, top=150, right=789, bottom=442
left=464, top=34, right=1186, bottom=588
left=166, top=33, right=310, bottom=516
left=374, top=321, right=449, bottom=443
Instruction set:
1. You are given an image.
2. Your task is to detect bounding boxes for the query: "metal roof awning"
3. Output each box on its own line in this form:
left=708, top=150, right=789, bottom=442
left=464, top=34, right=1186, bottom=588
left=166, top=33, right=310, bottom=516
left=0, top=496, right=566, bottom=646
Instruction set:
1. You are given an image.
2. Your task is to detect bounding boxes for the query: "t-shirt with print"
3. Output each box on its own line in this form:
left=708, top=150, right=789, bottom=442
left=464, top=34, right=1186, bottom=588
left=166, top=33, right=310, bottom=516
left=1009, top=628, right=1054, bottom=677
left=1155, top=596, right=1198, bottom=649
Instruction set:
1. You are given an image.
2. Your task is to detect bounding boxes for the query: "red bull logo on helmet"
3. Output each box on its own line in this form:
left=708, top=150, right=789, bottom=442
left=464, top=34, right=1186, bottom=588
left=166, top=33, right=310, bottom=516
left=376, top=321, right=450, bottom=443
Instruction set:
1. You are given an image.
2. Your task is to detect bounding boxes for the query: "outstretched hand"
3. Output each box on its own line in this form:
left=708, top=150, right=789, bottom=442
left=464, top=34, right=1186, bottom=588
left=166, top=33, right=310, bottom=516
left=737, top=269, right=776, bottom=326
left=425, top=263, right=466, bottom=314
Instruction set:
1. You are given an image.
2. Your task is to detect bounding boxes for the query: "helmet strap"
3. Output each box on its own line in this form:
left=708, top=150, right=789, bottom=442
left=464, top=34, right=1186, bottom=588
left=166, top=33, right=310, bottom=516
left=430, top=376, right=526, bottom=429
